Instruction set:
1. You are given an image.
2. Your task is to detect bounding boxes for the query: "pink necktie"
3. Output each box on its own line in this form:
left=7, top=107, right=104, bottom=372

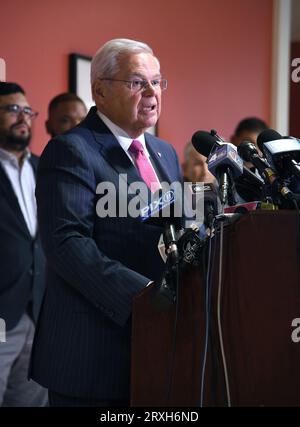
left=129, top=140, right=161, bottom=193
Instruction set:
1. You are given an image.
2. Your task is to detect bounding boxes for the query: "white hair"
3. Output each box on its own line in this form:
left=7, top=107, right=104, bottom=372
left=90, top=38, right=156, bottom=85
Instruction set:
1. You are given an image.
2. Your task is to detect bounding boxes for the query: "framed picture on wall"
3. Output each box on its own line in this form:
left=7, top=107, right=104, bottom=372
left=69, top=53, right=93, bottom=110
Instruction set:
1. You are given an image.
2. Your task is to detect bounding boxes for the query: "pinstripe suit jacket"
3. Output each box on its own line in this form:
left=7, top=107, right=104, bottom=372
left=29, top=107, right=182, bottom=399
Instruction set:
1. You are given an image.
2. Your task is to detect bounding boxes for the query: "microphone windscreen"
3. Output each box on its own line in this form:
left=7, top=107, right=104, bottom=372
left=257, top=129, right=282, bottom=153
left=237, top=140, right=257, bottom=162
left=191, top=130, right=217, bottom=157
left=203, top=183, right=220, bottom=216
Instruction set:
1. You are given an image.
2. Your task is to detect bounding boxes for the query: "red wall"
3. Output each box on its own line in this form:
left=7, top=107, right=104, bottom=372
left=1, top=0, right=273, bottom=159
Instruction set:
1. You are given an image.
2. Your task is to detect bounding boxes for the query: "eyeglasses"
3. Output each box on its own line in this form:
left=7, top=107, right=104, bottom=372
left=0, top=104, right=39, bottom=119
left=100, top=78, right=168, bottom=92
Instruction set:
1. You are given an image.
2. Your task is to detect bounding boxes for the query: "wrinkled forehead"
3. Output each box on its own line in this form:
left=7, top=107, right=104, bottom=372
left=115, top=52, right=161, bottom=77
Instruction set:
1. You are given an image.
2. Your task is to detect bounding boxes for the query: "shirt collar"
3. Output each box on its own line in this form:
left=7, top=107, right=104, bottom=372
left=0, top=147, right=31, bottom=168
left=97, top=110, right=146, bottom=153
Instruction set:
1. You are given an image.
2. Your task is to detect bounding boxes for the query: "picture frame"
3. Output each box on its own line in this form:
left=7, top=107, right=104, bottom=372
left=69, top=53, right=93, bottom=110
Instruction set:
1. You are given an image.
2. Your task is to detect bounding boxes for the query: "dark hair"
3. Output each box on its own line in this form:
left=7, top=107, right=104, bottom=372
left=0, top=82, right=25, bottom=96
left=48, top=92, right=85, bottom=114
left=234, top=117, right=268, bottom=136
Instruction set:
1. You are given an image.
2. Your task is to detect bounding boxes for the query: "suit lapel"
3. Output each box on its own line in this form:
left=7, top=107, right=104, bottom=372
left=29, top=154, right=38, bottom=177
left=145, top=134, right=174, bottom=184
left=79, top=108, right=179, bottom=208
left=0, top=163, right=32, bottom=238
left=95, top=130, right=142, bottom=186
left=81, top=108, right=152, bottom=204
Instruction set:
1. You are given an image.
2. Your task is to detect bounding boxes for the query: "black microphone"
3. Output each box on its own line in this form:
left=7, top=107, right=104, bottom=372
left=140, top=189, right=182, bottom=230
left=237, top=140, right=298, bottom=206
left=184, top=182, right=220, bottom=229
left=151, top=222, right=180, bottom=311
left=235, top=165, right=264, bottom=191
left=191, top=129, right=264, bottom=202
left=192, top=130, right=248, bottom=206
left=257, top=129, right=300, bottom=187
left=237, top=140, right=275, bottom=184
left=257, top=129, right=282, bottom=153
left=192, top=130, right=241, bottom=205
left=191, top=130, right=221, bottom=157
left=140, top=190, right=182, bottom=310
left=163, top=223, right=179, bottom=265
left=207, top=144, right=244, bottom=205
left=203, top=183, right=220, bottom=227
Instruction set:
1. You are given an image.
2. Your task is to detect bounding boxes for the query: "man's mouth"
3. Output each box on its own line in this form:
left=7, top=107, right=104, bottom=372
left=12, top=123, right=29, bottom=132
left=141, top=105, right=156, bottom=113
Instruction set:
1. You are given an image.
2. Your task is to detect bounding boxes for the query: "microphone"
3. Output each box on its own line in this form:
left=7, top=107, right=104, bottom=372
left=192, top=130, right=222, bottom=157
left=191, top=129, right=243, bottom=205
left=233, top=165, right=264, bottom=202
left=141, top=190, right=182, bottom=310
left=207, top=143, right=244, bottom=178
left=184, top=182, right=220, bottom=229
left=257, top=129, right=282, bottom=153
left=140, top=189, right=182, bottom=230
left=152, top=221, right=180, bottom=311
left=163, top=223, right=179, bottom=266
left=237, top=140, right=298, bottom=206
left=257, top=129, right=300, bottom=185
left=237, top=140, right=275, bottom=184
left=192, top=129, right=264, bottom=202
left=207, top=144, right=243, bottom=205
left=203, top=183, right=220, bottom=227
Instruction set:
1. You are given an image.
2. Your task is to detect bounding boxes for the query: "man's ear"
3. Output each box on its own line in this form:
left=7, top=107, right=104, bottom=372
left=92, top=80, right=106, bottom=99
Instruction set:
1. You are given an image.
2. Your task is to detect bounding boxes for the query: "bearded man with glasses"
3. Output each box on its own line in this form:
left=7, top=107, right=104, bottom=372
left=30, top=38, right=183, bottom=406
left=0, top=82, right=47, bottom=406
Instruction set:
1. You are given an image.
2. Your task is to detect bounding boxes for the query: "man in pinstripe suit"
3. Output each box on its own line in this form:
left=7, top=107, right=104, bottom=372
left=29, top=39, right=183, bottom=406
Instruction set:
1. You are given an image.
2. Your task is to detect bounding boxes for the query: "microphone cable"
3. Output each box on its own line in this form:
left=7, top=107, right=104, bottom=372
left=216, top=220, right=231, bottom=406
left=199, top=219, right=217, bottom=406
left=166, top=262, right=180, bottom=405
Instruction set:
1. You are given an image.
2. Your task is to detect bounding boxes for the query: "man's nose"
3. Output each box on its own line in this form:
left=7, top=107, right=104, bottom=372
left=142, top=81, right=156, bottom=95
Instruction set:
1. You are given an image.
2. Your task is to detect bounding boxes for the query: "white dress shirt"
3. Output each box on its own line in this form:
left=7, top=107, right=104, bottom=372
left=97, top=111, right=161, bottom=183
left=97, top=111, right=158, bottom=286
left=0, top=148, right=37, bottom=237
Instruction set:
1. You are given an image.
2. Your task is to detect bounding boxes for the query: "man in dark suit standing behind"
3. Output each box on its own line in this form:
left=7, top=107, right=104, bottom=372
left=30, top=39, right=182, bottom=406
left=0, top=82, right=47, bottom=406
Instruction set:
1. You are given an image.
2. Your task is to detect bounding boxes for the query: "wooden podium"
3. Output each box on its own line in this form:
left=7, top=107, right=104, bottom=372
left=131, top=211, right=300, bottom=406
